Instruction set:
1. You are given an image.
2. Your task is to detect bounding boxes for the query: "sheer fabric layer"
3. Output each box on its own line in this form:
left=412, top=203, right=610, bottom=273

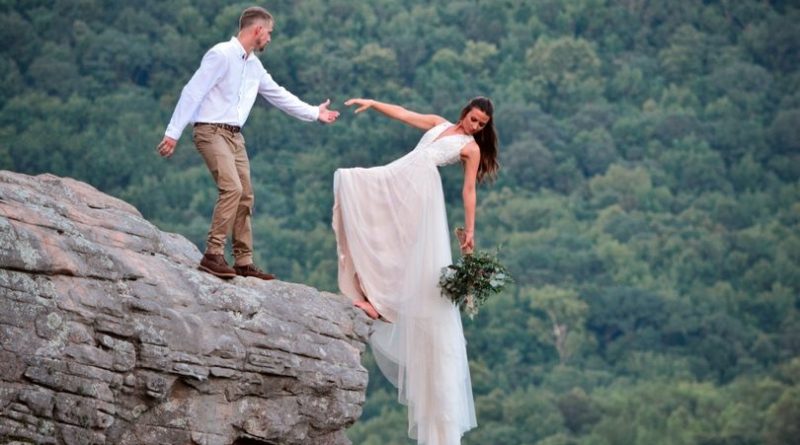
left=332, top=122, right=476, bottom=445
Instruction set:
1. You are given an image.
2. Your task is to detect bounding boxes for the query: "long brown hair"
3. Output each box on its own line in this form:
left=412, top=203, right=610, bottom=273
left=459, top=96, right=499, bottom=183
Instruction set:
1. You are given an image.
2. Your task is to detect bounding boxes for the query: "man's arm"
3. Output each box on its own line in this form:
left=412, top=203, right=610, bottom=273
left=165, top=49, right=228, bottom=139
left=257, top=70, right=338, bottom=123
left=160, top=49, right=228, bottom=156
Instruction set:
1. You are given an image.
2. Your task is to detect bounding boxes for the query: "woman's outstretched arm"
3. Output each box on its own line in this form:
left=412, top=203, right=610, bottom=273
left=345, top=98, right=446, bottom=130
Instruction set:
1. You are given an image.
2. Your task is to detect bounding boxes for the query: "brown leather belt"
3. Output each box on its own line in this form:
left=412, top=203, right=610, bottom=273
left=194, top=122, right=241, bottom=133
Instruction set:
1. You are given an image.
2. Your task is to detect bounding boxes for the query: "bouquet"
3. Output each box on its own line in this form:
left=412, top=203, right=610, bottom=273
left=439, top=228, right=512, bottom=318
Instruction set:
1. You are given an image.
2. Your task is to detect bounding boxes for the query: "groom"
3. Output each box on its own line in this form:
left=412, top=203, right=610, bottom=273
left=157, top=6, right=339, bottom=280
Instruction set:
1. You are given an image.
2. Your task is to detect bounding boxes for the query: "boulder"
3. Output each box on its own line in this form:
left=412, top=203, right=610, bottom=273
left=0, top=171, right=370, bottom=445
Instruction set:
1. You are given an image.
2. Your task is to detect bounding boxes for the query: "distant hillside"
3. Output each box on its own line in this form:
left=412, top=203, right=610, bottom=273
left=2, top=1, right=798, bottom=444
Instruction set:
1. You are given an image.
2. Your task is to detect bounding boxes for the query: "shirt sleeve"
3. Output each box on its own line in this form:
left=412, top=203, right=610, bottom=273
left=164, top=49, right=228, bottom=140
left=257, top=69, right=320, bottom=122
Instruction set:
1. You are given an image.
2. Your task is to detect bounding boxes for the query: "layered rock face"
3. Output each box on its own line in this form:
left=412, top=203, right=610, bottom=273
left=0, top=171, right=370, bottom=445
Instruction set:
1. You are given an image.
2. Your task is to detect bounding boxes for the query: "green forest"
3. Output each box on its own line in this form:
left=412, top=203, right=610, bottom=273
left=2, top=0, right=799, bottom=443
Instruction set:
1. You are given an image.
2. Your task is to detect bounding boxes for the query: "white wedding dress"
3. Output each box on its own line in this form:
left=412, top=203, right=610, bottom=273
left=332, top=122, right=477, bottom=445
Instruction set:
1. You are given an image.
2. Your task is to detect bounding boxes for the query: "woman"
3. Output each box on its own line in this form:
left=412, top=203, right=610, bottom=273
left=332, top=96, right=498, bottom=445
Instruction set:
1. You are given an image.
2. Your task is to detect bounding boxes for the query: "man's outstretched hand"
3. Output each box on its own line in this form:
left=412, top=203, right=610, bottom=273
left=318, top=99, right=340, bottom=124
left=157, top=136, right=177, bottom=158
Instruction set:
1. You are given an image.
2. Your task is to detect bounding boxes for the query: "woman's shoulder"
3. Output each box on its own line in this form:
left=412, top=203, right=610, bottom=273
left=427, top=116, right=450, bottom=129
left=460, top=140, right=480, bottom=157
left=422, top=118, right=450, bottom=135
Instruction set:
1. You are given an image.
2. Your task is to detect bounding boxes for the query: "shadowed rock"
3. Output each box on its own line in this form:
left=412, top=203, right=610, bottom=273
left=0, top=171, right=370, bottom=445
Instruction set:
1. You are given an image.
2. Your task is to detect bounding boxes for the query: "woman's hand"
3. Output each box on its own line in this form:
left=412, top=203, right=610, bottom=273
left=460, top=230, right=474, bottom=254
left=345, top=98, right=374, bottom=114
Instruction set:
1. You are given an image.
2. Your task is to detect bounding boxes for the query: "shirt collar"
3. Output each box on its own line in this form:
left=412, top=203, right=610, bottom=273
left=231, top=36, right=250, bottom=61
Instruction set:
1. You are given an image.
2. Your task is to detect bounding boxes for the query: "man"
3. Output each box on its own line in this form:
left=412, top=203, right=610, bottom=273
left=157, top=6, right=339, bottom=280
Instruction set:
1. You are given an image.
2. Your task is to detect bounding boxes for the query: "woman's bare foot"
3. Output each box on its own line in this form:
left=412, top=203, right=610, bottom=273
left=354, top=300, right=380, bottom=320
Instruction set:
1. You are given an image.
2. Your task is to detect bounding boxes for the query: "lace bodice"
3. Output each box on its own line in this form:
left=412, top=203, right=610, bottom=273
left=415, top=122, right=474, bottom=167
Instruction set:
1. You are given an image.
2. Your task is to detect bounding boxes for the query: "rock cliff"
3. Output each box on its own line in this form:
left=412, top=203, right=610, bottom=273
left=0, top=171, right=370, bottom=445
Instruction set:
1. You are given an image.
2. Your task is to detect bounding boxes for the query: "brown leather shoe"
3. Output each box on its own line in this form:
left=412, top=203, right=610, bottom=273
left=198, top=253, right=236, bottom=278
left=234, top=263, right=276, bottom=281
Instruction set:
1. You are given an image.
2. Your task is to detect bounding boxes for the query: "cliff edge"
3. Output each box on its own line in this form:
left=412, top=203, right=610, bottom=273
left=0, top=171, right=370, bottom=445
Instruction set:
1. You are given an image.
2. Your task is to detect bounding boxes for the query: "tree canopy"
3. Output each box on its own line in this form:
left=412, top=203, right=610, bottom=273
left=2, top=1, right=798, bottom=444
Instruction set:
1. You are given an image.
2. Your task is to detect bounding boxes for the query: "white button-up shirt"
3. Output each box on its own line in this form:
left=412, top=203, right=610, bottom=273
left=165, top=37, right=319, bottom=140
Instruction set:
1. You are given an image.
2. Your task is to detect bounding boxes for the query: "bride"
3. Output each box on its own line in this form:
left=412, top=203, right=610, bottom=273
left=332, top=96, right=499, bottom=444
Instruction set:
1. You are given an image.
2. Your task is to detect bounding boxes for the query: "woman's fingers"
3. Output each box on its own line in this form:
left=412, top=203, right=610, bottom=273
left=345, top=98, right=370, bottom=113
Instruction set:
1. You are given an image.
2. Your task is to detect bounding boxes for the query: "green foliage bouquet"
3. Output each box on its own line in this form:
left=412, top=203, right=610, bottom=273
left=439, top=228, right=512, bottom=318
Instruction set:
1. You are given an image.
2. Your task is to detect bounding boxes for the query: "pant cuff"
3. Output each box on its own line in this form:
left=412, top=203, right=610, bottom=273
left=234, top=254, right=253, bottom=267
left=205, top=246, right=224, bottom=256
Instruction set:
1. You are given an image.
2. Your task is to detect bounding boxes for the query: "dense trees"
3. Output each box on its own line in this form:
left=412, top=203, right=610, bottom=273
left=2, top=0, right=798, bottom=444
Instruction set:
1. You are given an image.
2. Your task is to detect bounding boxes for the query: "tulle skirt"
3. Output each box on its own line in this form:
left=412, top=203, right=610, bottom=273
left=332, top=156, right=476, bottom=444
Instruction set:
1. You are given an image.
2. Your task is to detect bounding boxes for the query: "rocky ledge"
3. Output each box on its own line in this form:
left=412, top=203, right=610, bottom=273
left=0, top=171, right=370, bottom=445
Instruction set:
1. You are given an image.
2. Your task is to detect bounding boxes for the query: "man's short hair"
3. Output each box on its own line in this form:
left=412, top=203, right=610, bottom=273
left=240, top=6, right=272, bottom=30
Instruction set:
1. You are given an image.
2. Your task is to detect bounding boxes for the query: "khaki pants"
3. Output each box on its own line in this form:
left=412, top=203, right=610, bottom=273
left=193, top=124, right=254, bottom=266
